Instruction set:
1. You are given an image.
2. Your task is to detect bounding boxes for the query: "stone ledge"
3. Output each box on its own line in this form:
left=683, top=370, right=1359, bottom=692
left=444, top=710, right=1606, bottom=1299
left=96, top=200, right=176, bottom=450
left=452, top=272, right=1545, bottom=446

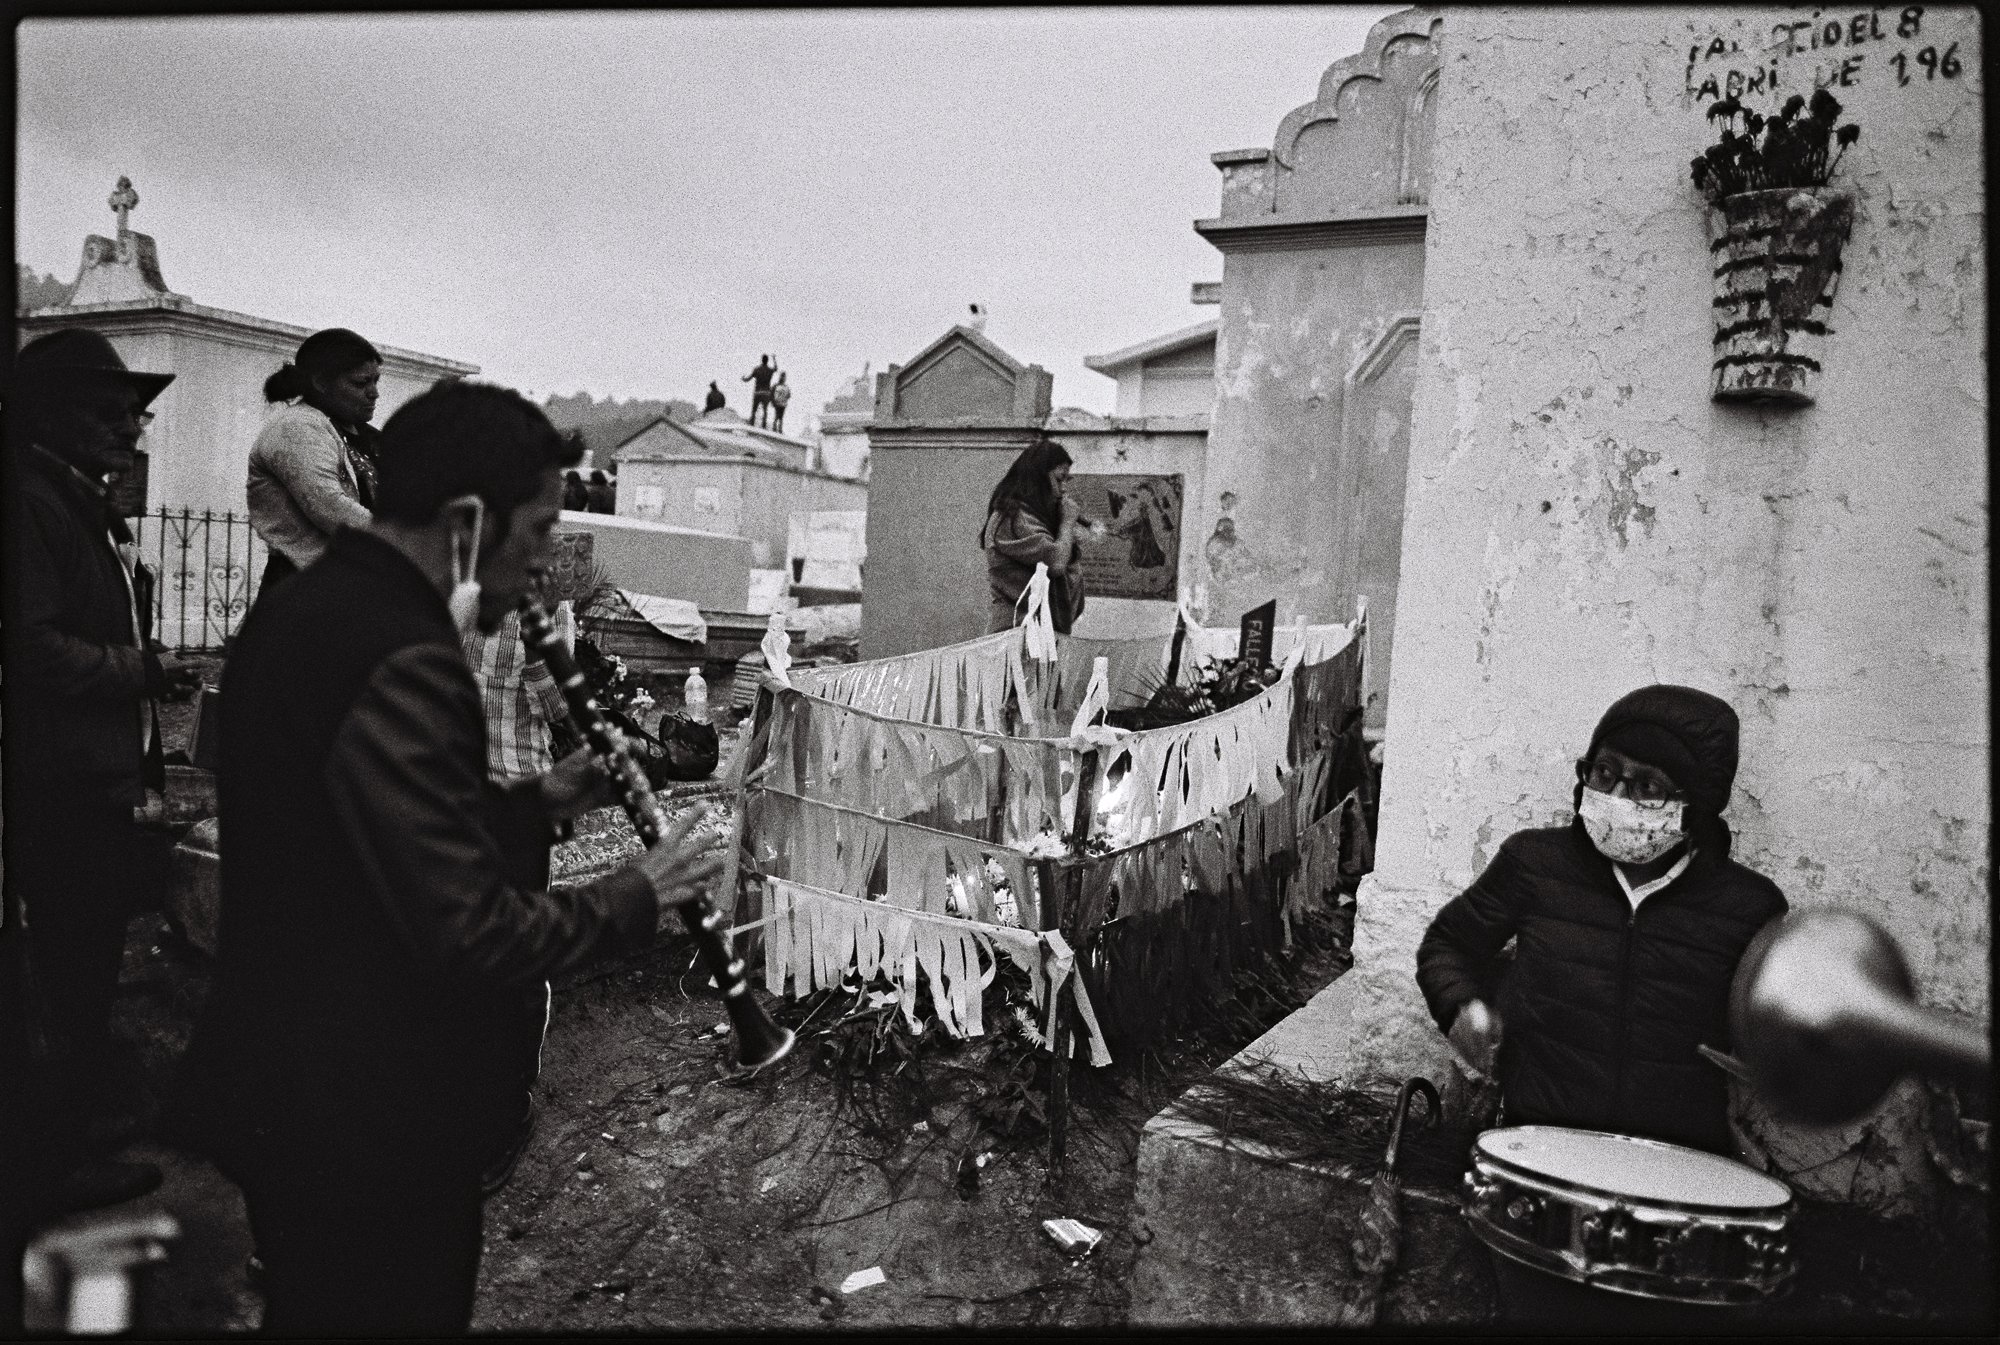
left=1130, top=1079, right=1496, bottom=1327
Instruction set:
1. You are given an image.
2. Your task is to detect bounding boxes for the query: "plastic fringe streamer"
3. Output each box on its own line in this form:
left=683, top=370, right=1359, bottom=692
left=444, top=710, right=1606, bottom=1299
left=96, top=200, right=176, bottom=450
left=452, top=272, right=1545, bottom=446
left=762, top=878, right=1111, bottom=1064
left=790, top=628, right=1024, bottom=733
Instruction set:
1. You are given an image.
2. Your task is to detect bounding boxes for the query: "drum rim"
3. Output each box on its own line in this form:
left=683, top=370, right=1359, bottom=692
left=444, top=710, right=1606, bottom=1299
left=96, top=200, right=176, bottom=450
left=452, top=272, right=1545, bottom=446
left=1471, top=1125, right=1793, bottom=1215
left=1469, top=1223, right=1789, bottom=1307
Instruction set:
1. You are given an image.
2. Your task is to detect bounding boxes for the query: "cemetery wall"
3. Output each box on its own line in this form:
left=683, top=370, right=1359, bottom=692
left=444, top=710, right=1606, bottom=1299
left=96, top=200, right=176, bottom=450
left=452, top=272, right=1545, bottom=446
left=1346, top=3, right=1985, bottom=1211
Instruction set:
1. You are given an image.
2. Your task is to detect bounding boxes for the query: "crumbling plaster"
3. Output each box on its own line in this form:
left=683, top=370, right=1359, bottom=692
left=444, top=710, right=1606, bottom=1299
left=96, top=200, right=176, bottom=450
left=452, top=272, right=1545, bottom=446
left=1191, top=8, right=1440, bottom=735
left=1346, top=5, right=1985, bottom=1211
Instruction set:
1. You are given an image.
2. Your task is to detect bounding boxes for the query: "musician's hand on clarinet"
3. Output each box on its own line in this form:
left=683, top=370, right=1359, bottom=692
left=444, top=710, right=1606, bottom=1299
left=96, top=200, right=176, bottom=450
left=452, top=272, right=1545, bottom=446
left=538, top=746, right=617, bottom=821
left=633, top=802, right=728, bottom=915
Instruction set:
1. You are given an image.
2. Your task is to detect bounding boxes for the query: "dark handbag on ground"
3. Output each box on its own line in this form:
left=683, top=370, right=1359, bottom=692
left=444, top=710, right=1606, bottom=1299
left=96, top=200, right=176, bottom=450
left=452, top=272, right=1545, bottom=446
left=603, top=709, right=719, bottom=786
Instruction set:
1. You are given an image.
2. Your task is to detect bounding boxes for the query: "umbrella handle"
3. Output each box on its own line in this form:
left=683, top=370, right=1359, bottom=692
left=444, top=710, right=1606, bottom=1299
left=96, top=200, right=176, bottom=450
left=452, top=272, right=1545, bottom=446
left=1383, top=1076, right=1440, bottom=1174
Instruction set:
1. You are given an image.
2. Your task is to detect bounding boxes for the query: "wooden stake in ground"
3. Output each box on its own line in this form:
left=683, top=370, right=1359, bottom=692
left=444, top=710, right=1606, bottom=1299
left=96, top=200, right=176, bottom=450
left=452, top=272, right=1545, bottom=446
left=1043, top=747, right=1101, bottom=1175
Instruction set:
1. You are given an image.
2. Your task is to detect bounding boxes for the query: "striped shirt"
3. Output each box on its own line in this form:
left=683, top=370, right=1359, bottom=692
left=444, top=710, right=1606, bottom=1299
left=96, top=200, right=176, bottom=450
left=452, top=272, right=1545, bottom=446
left=462, top=604, right=571, bottom=783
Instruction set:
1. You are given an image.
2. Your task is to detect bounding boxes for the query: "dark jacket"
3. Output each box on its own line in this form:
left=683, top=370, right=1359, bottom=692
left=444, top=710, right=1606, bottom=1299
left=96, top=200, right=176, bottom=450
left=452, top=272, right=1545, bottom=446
left=185, top=528, right=656, bottom=1191
left=1416, top=822, right=1785, bottom=1153
left=2, top=445, right=162, bottom=806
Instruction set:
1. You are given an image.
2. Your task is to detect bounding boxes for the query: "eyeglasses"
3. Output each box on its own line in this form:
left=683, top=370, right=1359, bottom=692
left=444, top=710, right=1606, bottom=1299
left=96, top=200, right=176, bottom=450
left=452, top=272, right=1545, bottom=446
left=79, top=396, right=152, bottom=429
left=1575, top=757, right=1683, bottom=809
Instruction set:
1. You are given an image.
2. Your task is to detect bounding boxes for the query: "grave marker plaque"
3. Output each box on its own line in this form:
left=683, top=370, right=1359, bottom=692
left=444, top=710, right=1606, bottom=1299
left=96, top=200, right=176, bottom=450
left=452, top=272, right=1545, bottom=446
left=1239, top=599, right=1277, bottom=671
left=1070, top=473, right=1183, bottom=601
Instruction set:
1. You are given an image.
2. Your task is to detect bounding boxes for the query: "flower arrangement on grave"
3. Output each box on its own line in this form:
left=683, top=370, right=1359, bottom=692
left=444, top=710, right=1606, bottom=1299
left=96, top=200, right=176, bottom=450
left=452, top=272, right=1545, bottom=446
left=1103, top=653, right=1282, bottom=732
left=1692, top=90, right=1861, bottom=405
left=1691, top=90, right=1860, bottom=203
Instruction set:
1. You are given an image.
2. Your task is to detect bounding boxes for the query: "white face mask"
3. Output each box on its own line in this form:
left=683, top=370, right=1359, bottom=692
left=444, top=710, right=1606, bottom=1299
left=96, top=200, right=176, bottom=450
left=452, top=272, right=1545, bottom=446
left=448, top=496, right=484, bottom=636
left=1578, top=786, right=1685, bottom=864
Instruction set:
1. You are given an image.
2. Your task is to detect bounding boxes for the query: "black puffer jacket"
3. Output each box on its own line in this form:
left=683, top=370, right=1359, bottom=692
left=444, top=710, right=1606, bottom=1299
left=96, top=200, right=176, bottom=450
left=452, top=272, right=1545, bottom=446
left=1416, top=821, right=1785, bottom=1154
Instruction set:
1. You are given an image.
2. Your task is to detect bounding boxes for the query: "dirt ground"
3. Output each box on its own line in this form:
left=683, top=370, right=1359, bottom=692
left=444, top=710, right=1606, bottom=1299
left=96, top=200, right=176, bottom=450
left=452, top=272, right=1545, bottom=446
left=94, top=839, right=1354, bottom=1333
left=68, top=681, right=1361, bottom=1331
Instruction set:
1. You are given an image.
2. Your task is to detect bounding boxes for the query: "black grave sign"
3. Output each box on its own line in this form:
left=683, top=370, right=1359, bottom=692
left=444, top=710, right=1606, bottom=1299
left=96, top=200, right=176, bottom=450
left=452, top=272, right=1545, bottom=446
left=1238, top=599, right=1277, bottom=671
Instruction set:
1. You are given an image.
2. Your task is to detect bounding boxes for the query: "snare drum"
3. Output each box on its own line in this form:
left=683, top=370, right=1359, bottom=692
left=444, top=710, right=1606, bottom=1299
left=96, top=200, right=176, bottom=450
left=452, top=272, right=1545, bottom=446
left=1462, top=1126, right=1795, bottom=1306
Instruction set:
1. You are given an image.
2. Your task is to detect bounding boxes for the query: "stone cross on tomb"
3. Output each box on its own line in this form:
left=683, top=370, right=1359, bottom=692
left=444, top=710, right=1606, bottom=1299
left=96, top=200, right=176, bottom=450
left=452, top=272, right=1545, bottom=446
left=108, top=177, right=139, bottom=235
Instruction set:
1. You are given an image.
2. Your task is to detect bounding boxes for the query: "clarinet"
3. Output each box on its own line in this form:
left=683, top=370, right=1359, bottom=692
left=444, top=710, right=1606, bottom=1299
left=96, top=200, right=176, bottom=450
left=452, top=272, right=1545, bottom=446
left=518, top=597, right=794, bottom=1070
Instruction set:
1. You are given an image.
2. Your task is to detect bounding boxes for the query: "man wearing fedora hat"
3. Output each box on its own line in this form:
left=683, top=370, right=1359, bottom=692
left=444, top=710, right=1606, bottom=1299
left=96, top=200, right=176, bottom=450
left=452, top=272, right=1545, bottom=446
left=2, top=329, right=204, bottom=1267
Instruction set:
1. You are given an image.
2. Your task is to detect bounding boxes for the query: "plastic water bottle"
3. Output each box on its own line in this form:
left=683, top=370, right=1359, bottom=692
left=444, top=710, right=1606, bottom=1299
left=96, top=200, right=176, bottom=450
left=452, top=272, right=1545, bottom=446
left=682, top=667, right=708, bottom=724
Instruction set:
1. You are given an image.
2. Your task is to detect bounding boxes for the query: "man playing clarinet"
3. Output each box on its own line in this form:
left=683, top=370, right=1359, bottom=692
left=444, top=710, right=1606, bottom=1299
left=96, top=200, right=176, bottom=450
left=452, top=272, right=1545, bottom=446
left=176, top=381, right=724, bottom=1333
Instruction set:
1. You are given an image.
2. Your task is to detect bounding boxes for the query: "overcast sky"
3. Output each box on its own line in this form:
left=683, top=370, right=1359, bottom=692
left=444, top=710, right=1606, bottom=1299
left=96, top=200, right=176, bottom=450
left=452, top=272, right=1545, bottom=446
left=18, top=7, right=1399, bottom=423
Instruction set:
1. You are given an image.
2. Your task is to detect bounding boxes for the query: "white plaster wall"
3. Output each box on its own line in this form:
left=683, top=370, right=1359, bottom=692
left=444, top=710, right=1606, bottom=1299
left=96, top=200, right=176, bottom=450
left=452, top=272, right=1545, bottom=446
left=816, top=428, right=871, bottom=480
left=1350, top=5, right=1985, bottom=1211
left=1133, top=367, right=1217, bottom=419
left=553, top=510, right=752, bottom=611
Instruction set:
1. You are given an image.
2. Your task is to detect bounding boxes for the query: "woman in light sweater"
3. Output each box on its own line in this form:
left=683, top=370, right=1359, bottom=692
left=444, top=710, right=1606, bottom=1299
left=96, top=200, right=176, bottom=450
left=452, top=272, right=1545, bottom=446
left=981, top=438, right=1098, bottom=634
left=245, top=327, right=384, bottom=590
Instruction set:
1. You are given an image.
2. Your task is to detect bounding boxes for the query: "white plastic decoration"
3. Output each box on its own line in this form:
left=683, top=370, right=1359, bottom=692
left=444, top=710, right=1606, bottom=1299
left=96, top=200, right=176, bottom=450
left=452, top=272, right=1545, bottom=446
left=761, top=611, right=793, bottom=688
left=1281, top=614, right=1309, bottom=680
left=1020, top=562, right=1057, bottom=663
left=1068, top=655, right=1110, bottom=740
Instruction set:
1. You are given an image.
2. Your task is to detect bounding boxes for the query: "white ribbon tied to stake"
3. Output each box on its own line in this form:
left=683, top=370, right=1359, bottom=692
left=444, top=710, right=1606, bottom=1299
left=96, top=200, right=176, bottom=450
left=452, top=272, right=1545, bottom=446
left=1019, top=562, right=1057, bottom=664
left=760, top=611, right=793, bottom=690
left=1068, top=654, right=1110, bottom=741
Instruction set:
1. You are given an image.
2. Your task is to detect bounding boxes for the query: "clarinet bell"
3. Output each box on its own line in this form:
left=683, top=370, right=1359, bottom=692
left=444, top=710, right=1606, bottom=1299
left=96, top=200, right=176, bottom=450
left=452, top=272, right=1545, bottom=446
left=725, top=997, right=795, bottom=1072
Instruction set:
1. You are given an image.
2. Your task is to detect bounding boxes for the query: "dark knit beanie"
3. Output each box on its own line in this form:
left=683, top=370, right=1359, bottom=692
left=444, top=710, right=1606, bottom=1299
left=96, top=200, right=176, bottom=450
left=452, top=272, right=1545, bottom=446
left=1585, top=684, right=1740, bottom=817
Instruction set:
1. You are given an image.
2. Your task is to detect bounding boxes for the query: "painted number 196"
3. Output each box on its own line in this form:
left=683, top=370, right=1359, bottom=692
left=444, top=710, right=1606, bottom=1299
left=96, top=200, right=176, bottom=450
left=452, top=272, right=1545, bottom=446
left=1890, top=42, right=1961, bottom=84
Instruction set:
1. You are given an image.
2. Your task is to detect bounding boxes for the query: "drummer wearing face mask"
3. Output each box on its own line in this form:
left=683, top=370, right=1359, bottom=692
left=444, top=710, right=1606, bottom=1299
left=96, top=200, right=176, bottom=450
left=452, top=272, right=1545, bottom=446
left=1415, top=685, right=1789, bottom=1159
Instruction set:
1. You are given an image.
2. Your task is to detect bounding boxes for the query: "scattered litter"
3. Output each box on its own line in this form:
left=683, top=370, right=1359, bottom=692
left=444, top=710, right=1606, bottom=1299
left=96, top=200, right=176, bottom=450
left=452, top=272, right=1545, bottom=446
left=839, top=1266, right=887, bottom=1294
left=712, top=1022, right=730, bottom=1036
left=599, top=1132, right=615, bottom=1142
left=759, top=1175, right=779, bottom=1194
left=807, top=1285, right=837, bottom=1305
left=911, top=1120, right=931, bottom=1134
left=1041, top=1218, right=1103, bottom=1259
left=955, top=1150, right=991, bottom=1198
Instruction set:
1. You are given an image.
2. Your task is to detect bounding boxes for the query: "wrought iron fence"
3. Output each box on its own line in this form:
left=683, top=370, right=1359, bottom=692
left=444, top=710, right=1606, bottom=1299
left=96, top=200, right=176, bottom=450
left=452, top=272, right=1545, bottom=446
left=130, top=508, right=266, bottom=651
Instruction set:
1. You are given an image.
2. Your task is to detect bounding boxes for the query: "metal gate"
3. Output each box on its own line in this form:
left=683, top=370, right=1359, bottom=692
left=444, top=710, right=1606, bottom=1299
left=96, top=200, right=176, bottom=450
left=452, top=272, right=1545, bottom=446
left=131, top=508, right=266, bottom=651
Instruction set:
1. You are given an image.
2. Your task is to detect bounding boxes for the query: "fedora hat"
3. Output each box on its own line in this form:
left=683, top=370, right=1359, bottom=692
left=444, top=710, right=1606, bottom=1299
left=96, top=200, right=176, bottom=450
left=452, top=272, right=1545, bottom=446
left=15, top=328, right=175, bottom=406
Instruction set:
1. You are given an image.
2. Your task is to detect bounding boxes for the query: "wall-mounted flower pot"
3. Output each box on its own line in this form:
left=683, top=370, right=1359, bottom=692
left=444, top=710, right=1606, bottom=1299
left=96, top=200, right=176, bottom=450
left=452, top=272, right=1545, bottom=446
left=1709, top=188, right=1854, bottom=406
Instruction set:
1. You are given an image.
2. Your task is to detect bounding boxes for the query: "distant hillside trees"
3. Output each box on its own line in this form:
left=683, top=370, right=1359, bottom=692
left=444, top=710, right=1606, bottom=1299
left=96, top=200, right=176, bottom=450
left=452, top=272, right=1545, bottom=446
left=541, top=392, right=702, bottom=472
left=16, top=264, right=72, bottom=311
left=542, top=392, right=698, bottom=432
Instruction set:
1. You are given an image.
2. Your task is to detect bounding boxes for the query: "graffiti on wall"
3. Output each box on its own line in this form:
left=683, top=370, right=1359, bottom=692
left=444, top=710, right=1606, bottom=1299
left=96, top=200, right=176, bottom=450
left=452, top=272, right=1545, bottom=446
left=1682, top=6, right=1963, bottom=105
